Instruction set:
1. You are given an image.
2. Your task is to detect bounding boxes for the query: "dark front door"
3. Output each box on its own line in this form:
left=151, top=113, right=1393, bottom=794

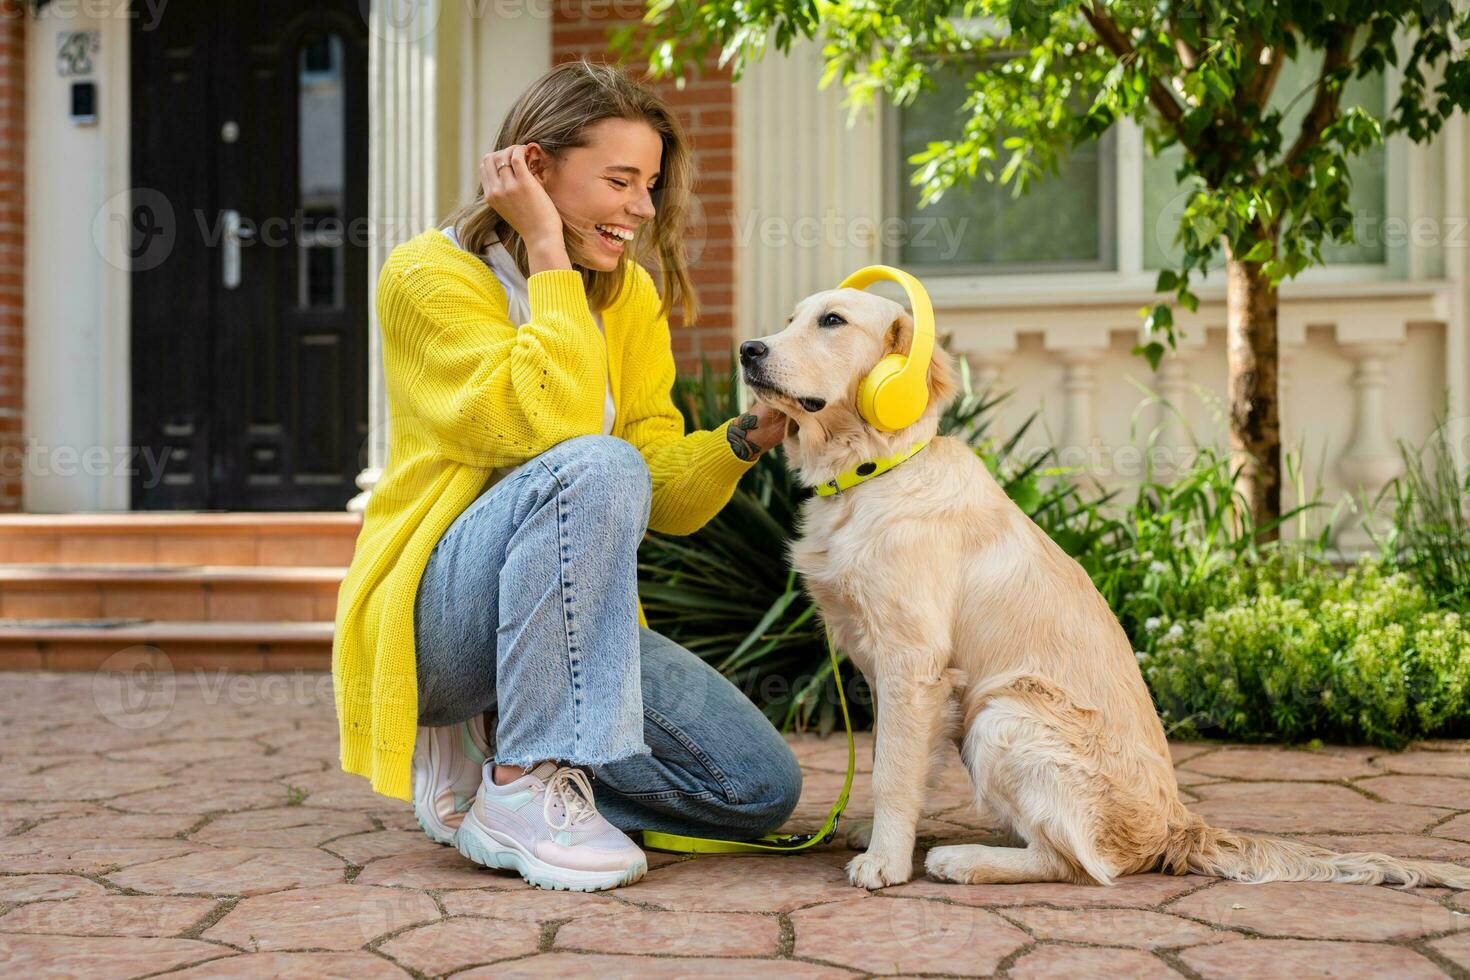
left=130, top=0, right=369, bottom=510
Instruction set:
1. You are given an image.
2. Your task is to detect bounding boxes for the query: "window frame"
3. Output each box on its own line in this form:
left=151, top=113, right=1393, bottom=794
left=880, top=61, right=1406, bottom=294
left=882, top=75, right=1119, bottom=278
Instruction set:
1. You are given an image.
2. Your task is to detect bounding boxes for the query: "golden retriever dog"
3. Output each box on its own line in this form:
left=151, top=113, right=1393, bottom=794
left=740, top=286, right=1470, bottom=892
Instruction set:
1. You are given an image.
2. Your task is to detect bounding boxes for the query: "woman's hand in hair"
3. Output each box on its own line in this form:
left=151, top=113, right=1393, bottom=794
left=481, top=144, right=569, bottom=272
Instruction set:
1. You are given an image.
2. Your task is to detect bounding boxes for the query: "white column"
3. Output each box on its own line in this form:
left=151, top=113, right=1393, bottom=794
left=350, top=1, right=554, bottom=511
left=969, top=348, right=1009, bottom=397
left=963, top=348, right=1009, bottom=443
left=350, top=0, right=451, bottom=512
left=1446, top=111, right=1470, bottom=475
left=1057, top=349, right=1102, bottom=475
left=1337, top=340, right=1405, bottom=508
left=1153, top=348, right=1194, bottom=479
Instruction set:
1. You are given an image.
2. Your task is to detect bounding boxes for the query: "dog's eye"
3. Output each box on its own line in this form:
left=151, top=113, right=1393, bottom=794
left=819, top=312, right=846, bottom=328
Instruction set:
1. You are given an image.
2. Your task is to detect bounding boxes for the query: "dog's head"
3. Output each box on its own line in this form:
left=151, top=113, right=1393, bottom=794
left=740, top=287, right=959, bottom=443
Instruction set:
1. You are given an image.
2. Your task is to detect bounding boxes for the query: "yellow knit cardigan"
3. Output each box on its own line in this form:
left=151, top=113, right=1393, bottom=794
left=334, top=228, right=759, bottom=801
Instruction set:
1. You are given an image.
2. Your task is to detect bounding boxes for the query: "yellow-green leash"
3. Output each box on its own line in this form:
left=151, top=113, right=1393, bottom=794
left=640, top=626, right=854, bottom=854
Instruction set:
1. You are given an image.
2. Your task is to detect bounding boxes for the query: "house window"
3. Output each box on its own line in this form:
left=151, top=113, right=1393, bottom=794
left=1143, top=54, right=1388, bottom=270
left=890, top=63, right=1116, bottom=273
left=888, top=54, right=1387, bottom=279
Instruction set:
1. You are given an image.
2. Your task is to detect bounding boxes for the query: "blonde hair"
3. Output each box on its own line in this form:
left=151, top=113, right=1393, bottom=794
left=442, top=60, right=696, bottom=325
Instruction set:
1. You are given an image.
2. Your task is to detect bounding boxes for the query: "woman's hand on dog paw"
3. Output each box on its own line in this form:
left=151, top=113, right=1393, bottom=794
left=845, top=849, right=913, bottom=889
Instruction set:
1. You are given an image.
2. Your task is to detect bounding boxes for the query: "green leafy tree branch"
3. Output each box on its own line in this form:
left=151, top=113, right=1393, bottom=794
left=614, top=0, right=1470, bottom=535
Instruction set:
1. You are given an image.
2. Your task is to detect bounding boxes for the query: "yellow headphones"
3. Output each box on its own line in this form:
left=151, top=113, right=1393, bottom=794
left=840, top=265, right=937, bottom=432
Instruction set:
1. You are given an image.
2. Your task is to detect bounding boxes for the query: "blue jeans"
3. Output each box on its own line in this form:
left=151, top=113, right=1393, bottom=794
left=413, top=433, right=803, bottom=840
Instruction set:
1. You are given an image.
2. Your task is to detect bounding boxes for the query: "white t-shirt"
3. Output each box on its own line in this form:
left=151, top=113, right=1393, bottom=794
left=438, top=225, right=616, bottom=438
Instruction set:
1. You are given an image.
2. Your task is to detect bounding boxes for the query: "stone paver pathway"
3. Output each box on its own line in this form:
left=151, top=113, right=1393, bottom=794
left=2, top=671, right=1468, bottom=978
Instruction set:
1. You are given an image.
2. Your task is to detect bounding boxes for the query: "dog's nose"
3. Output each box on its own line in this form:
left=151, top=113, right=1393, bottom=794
left=739, top=340, right=768, bottom=365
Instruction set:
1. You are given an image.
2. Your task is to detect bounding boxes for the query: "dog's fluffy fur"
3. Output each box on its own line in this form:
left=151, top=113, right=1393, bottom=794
left=744, top=287, right=1470, bottom=891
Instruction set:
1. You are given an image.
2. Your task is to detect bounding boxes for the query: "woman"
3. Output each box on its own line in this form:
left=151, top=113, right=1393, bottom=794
left=332, top=60, right=803, bottom=893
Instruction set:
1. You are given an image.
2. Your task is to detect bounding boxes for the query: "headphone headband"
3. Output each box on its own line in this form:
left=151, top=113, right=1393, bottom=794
left=838, top=265, right=936, bottom=432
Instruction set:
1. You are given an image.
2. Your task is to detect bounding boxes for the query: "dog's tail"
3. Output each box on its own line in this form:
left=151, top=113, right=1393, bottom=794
left=1159, top=810, right=1470, bottom=887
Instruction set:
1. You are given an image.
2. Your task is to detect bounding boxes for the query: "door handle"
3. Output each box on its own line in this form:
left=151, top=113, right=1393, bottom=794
left=222, top=209, right=254, bottom=289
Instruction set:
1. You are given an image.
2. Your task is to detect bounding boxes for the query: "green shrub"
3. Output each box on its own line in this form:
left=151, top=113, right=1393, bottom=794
left=645, top=354, right=1469, bottom=747
left=1142, top=559, right=1470, bottom=746
left=1045, top=447, right=1322, bottom=647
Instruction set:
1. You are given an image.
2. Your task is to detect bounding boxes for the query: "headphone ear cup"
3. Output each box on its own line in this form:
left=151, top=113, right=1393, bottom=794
left=858, top=354, right=912, bottom=432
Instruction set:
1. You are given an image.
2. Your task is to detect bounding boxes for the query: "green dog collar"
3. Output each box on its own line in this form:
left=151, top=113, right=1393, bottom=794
left=812, top=438, right=931, bottom=497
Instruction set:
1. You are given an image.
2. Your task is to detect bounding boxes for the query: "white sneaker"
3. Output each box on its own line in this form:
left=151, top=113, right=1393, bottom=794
left=453, top=760, right=648, bottom=892
left=411, top=717, right=491, bottom=845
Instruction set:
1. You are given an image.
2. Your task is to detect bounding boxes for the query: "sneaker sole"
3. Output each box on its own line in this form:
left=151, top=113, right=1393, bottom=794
left=453, top=807, right=647, bottom=892
left=413, top=799, right=456, bottom=847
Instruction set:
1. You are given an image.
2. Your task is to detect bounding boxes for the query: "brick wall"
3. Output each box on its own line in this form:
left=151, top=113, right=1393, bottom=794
left=0, top=2, right=22, bottom=511
left=551, top=0, right=736, bottom=378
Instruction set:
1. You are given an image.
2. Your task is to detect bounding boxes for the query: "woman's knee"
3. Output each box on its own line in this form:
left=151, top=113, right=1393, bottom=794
left=733, top=735, right=804, bottom=835
left=543, top=435, right=650, bottom=519
left=773, top=739, right=806, bottom=826
left=632, top=628, right=805, bottom=836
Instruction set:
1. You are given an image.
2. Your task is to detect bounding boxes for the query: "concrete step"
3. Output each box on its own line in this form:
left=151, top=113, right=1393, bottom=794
left=0, top=512, right=362, bottom=566
left=0, top=564, right=344, bottom=622
left=0, top=619, right=333, bottom=672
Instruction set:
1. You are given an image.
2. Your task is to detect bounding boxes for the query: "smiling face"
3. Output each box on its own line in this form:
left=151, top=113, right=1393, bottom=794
left=538, top=117, right=662, bottom=272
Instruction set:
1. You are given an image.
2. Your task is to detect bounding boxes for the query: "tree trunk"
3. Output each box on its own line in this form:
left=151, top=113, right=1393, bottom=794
left=1225, top=251, right=1282, bottom=540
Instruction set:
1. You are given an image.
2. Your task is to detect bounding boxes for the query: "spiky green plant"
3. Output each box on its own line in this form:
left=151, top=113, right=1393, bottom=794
left=1373, top=414, right=1470, bottom=613
left=641, top=349, right=1345, bottom=736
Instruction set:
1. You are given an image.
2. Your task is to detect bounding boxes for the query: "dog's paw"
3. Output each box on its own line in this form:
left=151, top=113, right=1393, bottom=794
left=845, top=850, right=912, bottom=890
left=924, top=844, right=977, bottom=883
left=844, top=819, right=873, bottom=851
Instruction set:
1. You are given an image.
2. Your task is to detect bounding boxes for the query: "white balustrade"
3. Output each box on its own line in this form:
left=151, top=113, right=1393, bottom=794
left=1338, top=340, right=1408, bottom=503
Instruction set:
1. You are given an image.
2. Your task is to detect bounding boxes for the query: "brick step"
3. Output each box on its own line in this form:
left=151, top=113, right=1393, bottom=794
left=0, top=512, right=362, bottom=567
left=0, top=619, right=333, bottom=672
left=0, top=564, right=344, bottom=622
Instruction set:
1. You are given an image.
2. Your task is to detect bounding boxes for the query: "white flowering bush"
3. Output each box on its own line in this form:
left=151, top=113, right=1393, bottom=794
left=1142, top=560, right=1470, bottom=746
